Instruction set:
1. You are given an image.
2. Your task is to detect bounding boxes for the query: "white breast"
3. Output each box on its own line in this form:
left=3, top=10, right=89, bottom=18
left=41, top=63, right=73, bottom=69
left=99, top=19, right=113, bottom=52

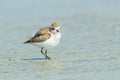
left=33, top=33, right=61, bottom=49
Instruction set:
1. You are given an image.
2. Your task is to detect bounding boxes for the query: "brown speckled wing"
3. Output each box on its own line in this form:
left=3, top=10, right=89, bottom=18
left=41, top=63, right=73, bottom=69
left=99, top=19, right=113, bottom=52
left=24, top=27, right=51, bottom=43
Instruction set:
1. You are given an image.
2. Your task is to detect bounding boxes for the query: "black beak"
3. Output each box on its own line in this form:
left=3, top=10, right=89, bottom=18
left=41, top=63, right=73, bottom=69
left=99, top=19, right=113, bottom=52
left=56, top=30, right=60, bottom=32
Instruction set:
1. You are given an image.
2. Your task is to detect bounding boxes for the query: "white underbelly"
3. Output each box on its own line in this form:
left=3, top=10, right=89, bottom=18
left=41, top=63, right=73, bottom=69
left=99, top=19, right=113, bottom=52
left=32, top=33, right=61, bottom=49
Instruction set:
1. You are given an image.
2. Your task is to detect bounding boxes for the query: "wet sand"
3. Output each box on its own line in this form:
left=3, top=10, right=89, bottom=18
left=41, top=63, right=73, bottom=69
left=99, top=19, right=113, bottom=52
left=0, top=0, right=120, bottom=80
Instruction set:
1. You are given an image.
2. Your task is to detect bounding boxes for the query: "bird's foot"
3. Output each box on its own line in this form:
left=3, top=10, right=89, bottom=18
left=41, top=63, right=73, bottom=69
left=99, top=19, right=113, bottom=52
left=45, top=56, right=51, bottom=60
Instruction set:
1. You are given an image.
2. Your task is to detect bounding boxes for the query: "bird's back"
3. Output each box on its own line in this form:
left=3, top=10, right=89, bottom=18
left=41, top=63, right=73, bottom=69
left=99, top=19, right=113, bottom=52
left=24, top=27, right=51, bottom=43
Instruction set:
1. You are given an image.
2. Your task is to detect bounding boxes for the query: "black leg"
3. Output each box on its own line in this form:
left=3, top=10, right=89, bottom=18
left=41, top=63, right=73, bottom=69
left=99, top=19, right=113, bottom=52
left=40, top=47, right=51, bottom=60
left=45, top=50, right=47, bottom=55
left=45, top=49, right=51, bottom=60
left=40, top=47, right=46, bottom=56
left=41, top=47, right=44, bottom=54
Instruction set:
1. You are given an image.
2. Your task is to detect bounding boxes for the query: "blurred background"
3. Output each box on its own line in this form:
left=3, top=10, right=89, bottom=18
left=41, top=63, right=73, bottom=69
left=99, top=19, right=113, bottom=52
left=0, top=0, right=120, bottom=80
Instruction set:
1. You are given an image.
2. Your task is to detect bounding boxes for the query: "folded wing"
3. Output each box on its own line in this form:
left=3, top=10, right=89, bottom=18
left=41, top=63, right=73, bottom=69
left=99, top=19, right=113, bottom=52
left=24, top=27, right=51, bottom=44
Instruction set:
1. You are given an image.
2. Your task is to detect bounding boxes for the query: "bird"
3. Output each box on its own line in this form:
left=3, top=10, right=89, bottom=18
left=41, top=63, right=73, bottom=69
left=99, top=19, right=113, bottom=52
left=24, top=22, right=61, bottom=60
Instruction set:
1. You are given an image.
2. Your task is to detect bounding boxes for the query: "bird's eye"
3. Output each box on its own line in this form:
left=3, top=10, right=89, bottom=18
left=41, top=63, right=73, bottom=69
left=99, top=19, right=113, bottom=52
left=51, top=27, right=55, bottom=30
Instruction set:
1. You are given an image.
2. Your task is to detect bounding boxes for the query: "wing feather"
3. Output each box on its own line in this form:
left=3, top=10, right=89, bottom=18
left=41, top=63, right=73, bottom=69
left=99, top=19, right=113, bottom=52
left=24, top=27, right=51, bottom=43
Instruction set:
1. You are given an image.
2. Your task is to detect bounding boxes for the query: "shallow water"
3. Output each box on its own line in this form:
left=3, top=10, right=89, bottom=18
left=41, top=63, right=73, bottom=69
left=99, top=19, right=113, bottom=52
left=0, top=0, right=120, bottom=80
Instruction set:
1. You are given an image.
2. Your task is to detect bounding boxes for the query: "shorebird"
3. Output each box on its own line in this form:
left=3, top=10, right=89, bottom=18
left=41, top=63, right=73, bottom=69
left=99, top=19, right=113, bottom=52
left=24, top=22, right=61, bottom=59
